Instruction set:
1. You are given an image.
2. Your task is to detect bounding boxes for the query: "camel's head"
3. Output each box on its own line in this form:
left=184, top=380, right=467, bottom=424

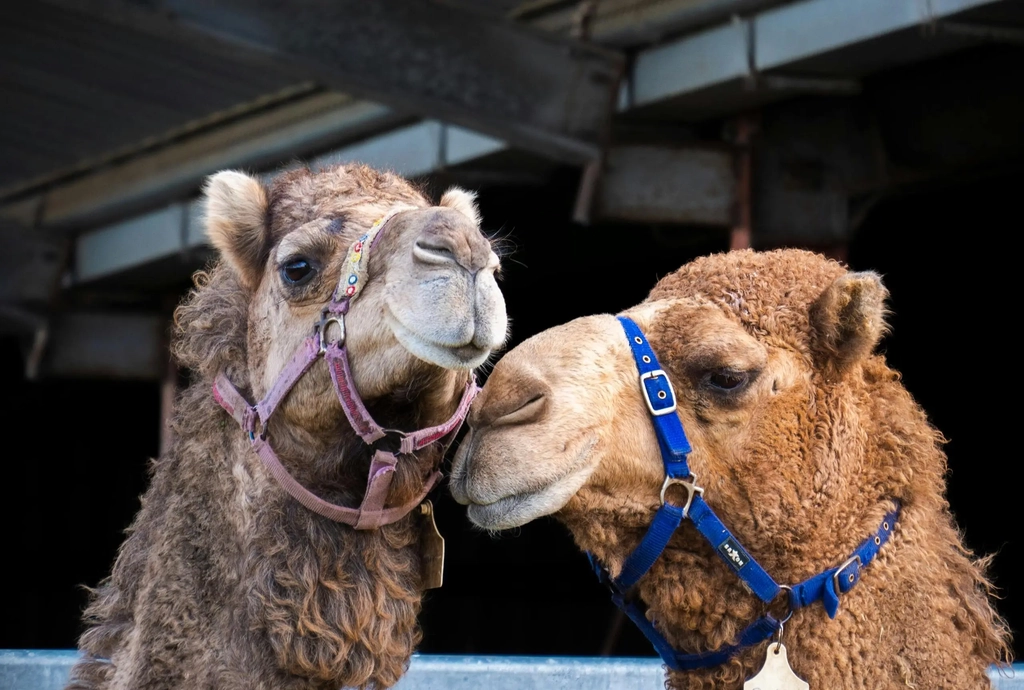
left=451, top=250, right=891, bottom=542
left=202, top=165, right=507, bottom=433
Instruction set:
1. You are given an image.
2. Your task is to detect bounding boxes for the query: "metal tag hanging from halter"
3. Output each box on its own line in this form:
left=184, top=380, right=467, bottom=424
left=744, top=642, right=809, bottom=690
left=419, top=500, right=445, bottom=590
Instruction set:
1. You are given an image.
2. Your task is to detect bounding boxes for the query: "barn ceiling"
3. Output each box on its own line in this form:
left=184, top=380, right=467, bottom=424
left=0, top=0, right=628, bottom=204
left=0, top=0, right=832, bottom=207
left=3, top=0, right=1024, bottom=378
left=0, top=2, right=312, bottom=197
left=6, top=0, right=1021, bottom=223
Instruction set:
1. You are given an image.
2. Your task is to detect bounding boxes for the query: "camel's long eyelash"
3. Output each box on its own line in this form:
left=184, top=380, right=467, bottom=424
left=277, top=254, right=320, bottom=272
left=698, top=368, right=761, bottom=400
left=278, top=234, right=335, bottom=266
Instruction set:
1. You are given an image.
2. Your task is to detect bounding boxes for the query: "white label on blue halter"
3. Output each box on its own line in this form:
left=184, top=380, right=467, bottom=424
left=718, top=536, right=751, bottom=571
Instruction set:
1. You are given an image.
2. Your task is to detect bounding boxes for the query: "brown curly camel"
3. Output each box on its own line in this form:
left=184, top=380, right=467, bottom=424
left=68, top=164, right=507, bottom=690
left=451, top=249, right=1011, bottom=689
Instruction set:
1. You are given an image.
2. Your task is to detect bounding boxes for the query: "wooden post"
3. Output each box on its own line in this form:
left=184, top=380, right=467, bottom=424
left=159, top=357, right=177, bottom=458
left=159, top=319, right=177, bottom=458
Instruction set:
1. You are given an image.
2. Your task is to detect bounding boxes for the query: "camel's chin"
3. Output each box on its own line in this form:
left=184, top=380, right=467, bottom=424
left=465, top=489, right=565, bottom=530
left=388, top=315, right=491, bottom=370
left=463, top=466, right=594, bottom=531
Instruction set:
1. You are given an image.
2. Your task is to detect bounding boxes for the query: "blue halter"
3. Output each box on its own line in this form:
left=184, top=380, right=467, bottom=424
left=588, top=316, right=900, bottom=671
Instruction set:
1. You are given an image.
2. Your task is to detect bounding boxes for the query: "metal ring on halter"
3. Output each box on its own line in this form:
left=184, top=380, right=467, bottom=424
left=769, top=585, right=795, bottom=652
left=660, top=474, right=703, bottom=517
left=247, top=413, right=268, bottom=441
left=372, top=429, right=408, bottom=455
left=773, top=620, right=786, bottom=651
left=316, top=313, right=346, bottom=353
left=770, top=583, right=795, bottom=625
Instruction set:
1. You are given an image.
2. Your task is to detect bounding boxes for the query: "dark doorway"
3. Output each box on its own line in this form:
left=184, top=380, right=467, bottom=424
left=0, top=168, right=1018, bottom=662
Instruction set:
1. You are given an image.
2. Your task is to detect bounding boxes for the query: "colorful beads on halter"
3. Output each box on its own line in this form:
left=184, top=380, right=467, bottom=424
left=350, top=234, right=369, bottom=262
left=342, top=232, right=374, bottom=297
left=333, top=210, right=399, bottom=304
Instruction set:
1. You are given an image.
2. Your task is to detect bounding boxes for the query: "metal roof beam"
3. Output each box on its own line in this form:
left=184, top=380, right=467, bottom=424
left=42, top=0, right=622, bottom=164
left=52, top=0, right=1016, bottom=286
left=521, top=0, right=789, bottom=47
left=627, top=0, right=1005, bottom=115
left=3, top=95, right=400, bottom=232
left=72, top=121, right=507, bottom=284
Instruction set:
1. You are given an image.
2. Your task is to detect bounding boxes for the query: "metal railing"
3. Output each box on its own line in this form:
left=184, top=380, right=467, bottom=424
left=1, top=650, right=1020, bottom=690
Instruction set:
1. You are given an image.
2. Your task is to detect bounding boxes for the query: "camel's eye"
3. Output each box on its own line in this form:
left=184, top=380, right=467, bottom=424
left=705, top=369, right=750, bottom=393
left=280, top=258, right=315, bottom=286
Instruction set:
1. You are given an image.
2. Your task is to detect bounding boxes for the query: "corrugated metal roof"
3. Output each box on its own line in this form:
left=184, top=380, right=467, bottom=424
left=0, top=2, right=310, bottom=196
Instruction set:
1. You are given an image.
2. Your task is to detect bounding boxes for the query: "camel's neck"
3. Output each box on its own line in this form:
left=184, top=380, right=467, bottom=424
left=561, top=494, right=900, bottom=665
left=564, top=508, right=765, bottom=662
left=168, top=377, right=434, bottom=688
left=561, top=492, right=1009, bottom=690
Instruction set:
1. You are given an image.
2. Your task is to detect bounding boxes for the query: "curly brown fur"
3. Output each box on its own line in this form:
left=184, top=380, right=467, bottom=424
left=70, top=277, right=435, bottom=690
left=68, top=164, right=501, bottom=690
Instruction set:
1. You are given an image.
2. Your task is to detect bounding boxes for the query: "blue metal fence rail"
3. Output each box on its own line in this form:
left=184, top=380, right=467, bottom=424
left=1, top=651, right=1020, bottom=690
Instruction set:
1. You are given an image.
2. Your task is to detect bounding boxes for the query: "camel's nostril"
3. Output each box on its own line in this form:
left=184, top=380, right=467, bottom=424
left=468, top=359, right=551, bottom=429
left=491, top=393, right=548, bottom=428
left=413, top=239, right=457, bottom=266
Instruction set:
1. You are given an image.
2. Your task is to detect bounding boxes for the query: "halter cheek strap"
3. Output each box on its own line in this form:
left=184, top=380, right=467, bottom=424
left=589, top=316, right=899, bottom=671
left=212, top=208, right=479, bottom=529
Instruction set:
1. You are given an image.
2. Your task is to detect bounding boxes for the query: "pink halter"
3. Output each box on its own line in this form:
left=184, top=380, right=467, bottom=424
left=212, top=208, right=479, bottom=529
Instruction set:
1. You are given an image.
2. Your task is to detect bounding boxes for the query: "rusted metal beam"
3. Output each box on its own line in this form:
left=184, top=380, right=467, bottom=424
left=730, top=116, right=757, bottom=250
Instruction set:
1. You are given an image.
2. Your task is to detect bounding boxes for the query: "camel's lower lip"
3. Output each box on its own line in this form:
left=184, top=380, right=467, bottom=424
left=465, top=490, right=543, bottom=530
left=387, top=313, right=490, bottom=369
left=450, top=342, right=490, bottom=362
left=455, top=437, right=598, bottom=530
left=418, top=339, right=490, bottom=369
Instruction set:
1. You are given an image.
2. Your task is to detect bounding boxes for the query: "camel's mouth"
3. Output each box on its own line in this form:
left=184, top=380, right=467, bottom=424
left=451, top=437, right=597, bottom=531
left=465, top=490, right=548, bottom=531
left=387, top=309, right=492, bottom=370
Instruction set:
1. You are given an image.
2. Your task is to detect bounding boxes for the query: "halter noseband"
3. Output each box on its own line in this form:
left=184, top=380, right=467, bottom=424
left=212, top=207, right=479, bottom=529
left=589, top=316, right=899, bottom=670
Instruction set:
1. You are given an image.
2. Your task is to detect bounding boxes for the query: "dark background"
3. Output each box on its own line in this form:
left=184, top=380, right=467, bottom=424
left=1, top=165, right=1018, bottom=660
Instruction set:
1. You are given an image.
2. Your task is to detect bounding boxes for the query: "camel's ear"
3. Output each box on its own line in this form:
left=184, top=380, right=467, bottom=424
left=439, top=187, right=481, bottom=226
left=810, top=271, right=889, bottom=373
left=203, top=170, right=270, bottom=290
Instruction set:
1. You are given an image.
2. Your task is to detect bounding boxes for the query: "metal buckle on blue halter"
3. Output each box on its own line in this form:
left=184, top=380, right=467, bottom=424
left=587, top=316, right=900, bottom=672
